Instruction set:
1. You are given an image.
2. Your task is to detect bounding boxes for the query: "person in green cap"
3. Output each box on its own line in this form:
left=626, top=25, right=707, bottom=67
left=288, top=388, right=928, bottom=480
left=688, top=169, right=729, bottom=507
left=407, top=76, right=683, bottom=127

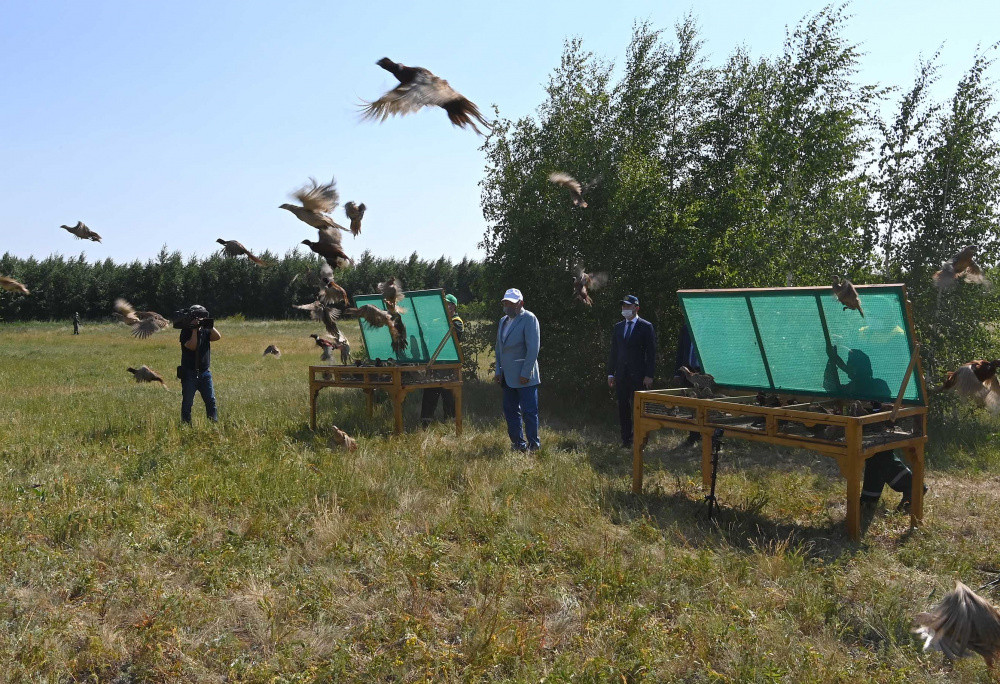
left=421, top=293, right=464, bottom=427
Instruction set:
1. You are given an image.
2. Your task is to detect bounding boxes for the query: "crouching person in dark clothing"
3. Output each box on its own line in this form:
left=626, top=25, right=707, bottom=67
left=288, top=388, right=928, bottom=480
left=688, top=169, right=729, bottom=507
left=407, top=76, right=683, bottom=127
left=177, top=305, right=221, bottom=424
left=862, top=450, right=917, bottom=510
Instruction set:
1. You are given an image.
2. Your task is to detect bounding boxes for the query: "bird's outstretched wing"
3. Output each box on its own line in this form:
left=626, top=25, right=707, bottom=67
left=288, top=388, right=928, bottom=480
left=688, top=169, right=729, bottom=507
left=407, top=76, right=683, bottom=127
left=362, top=68, right=490, bottom=134
left=293, top=177, right=339, bottom=214
left=132, top=313, right=168, bottom=339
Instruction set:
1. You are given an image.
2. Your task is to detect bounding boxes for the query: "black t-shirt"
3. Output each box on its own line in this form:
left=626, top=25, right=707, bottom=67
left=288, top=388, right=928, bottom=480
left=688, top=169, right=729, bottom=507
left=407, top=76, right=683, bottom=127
left=180, top=328, right=212, bottom=372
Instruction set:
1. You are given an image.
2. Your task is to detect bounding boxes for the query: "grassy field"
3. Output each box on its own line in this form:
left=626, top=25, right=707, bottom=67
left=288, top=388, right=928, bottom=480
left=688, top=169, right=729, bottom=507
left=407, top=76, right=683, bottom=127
left=1, top=320, right=1000, bottom=682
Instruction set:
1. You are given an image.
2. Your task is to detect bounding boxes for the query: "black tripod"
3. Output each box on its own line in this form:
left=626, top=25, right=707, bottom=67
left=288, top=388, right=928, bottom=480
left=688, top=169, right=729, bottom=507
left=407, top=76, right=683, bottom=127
left=705, top=428, right=724, bottom=519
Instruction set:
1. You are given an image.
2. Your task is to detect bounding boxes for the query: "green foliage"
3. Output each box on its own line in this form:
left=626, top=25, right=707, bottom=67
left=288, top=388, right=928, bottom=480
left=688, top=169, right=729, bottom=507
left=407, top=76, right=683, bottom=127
left=480, top=7, right=1000, bottom=389
left=0, top=248, right=484, bottom=321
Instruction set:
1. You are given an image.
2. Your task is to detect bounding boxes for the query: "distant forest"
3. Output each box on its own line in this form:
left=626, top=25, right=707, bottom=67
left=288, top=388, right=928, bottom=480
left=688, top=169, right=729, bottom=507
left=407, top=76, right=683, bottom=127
left=0, top=248, right=483, bottom=321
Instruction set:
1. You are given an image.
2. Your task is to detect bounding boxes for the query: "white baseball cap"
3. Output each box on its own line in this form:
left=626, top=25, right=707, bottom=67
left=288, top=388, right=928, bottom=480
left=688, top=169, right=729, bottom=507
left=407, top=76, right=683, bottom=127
left=501, top=287, right=523, bottom=303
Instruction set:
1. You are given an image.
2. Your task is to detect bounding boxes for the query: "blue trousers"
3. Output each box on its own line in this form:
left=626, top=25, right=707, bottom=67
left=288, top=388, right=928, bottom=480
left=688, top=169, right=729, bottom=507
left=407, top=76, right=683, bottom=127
left=502, top=382, right=539, bottom=451
left=181, top=369, right=218, bottom=423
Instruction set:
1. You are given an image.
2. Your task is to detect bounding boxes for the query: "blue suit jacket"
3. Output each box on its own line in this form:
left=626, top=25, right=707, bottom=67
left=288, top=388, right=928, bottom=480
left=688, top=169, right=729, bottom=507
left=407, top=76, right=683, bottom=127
left=494, top=310, right=541, bottom=387
left=607, top=317, right=656, bottom=382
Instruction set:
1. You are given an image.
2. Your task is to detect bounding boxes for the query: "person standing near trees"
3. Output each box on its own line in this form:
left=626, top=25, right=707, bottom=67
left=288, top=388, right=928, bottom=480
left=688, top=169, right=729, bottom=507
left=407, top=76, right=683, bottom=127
left=607, top=295, right=656, bottom=449
left=421, top=293, right=464, bottom=427
left=494, top=288, right=541, bottom=452
left=72, top=312, right=80, bottom=335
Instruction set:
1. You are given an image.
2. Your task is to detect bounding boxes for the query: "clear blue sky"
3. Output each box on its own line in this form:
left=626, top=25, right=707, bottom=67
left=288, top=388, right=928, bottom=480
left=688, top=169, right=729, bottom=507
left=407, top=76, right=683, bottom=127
left=1, top=1, right=996, bottom=265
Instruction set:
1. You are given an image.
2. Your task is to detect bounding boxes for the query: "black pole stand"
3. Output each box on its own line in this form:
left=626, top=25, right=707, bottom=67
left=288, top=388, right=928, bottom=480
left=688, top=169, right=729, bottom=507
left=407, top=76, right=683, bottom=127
left=705, top=428, right=724, bottom=519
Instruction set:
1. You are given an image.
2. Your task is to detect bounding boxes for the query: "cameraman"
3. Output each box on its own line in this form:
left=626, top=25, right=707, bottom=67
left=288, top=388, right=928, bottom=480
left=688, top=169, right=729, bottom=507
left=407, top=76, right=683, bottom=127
left=177, top=305, right=221, bottom=424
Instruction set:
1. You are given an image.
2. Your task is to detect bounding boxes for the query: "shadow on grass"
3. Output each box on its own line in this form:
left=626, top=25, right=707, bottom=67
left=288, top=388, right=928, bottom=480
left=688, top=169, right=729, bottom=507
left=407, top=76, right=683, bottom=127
left=602, top=483, right=875, bottom=561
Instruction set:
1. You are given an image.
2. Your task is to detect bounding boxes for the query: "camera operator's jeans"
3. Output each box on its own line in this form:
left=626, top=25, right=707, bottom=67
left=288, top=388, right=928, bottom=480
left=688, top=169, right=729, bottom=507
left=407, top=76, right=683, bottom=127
left=501, top=382, right=539, bottom=451
left=181, top=369, right=218, bottom=423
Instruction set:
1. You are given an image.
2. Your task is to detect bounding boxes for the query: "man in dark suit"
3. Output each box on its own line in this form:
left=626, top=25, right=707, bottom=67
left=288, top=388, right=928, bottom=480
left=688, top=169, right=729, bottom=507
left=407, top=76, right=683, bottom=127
left=607, top=295, right=656, bottom=448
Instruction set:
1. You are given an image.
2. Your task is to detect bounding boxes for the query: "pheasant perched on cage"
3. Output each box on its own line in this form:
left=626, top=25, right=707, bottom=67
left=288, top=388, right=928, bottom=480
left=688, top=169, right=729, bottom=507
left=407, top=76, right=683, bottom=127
left=933, top=245, right=987, bottom=290
left=679, top=366, right=718, bottom=398
left=832, top=276, right=864, bottom=317
left=914, top=581, right=1000, bottom=670
left=932, top=359, right=1000, bottom=414
left=362, top=57, right=490, bottom=135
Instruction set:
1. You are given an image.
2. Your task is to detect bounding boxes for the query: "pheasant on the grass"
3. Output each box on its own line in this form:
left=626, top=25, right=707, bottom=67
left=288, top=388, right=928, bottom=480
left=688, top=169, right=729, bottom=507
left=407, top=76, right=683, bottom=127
left=329, top=425, right=358, bottom=452
left=914, top=581, right=1000, bottom=671
left=263, top=345, right=281, bottom=357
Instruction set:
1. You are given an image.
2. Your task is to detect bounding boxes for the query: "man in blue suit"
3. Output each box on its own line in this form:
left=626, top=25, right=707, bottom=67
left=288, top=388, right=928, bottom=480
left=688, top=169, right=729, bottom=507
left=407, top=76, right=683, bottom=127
left=607, top=295, right=656, bottom=448
left=494, top=288, right=541, bottom=451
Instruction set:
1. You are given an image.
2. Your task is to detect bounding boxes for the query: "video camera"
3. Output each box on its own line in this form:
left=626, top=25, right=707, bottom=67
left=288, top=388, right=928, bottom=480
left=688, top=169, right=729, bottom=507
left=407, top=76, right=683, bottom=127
left=172, top=305, right=214, bottom=330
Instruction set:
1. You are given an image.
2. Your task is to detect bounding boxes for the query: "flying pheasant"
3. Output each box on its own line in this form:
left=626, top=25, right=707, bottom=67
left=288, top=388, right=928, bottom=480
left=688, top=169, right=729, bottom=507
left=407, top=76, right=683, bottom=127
left=302, top=227, right=353, bottom=270
left=832, top=276, right=864, bottom=317
left=344, top=303, right=405, bottom=352
left=113, top=298, right=169, bottom=339
left=572, top=268, right=607, bottom=306
left=932, top=359, right=1000, bottom=413
left=216, top=239, right=267, bottom=265
left=61, top=221, right=102, bottom=242
left=127, top=365, right=167, bottom=387
left=548, top=173, right=589, bottom=208
left=934, top=245, right=987, bottom=290
left=914, top=581, right=1000, bottom=670
left=378, top=276, right=405, bottom=306
left=344, top=201, right=366, bottom=237
left=362, top=57, right=491, bottom=135
left=0, top=276, right=29, bottom=295
left=280, top=177, right=350, bottom=233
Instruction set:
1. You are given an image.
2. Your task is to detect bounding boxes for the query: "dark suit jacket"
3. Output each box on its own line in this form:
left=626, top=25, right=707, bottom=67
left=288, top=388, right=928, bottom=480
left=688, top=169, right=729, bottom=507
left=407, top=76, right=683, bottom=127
left=607, top=317, right=656, bottom=382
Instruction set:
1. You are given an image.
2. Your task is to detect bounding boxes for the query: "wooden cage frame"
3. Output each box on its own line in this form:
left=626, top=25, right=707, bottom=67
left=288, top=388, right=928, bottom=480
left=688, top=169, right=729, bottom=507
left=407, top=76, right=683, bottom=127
left=632, top=285, right=929, bottom=540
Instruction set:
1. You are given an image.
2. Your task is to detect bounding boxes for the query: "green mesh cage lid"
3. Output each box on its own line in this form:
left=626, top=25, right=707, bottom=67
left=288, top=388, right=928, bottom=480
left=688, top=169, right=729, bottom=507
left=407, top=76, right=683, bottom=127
left=353, top=289, right=461, bottom=364
left=678, top=285, right=924, bottom=404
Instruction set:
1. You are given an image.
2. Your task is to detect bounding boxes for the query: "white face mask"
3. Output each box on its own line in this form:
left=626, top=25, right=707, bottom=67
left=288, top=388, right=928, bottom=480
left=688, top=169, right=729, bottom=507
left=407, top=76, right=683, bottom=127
left=621, top=309, right=635, bottom=319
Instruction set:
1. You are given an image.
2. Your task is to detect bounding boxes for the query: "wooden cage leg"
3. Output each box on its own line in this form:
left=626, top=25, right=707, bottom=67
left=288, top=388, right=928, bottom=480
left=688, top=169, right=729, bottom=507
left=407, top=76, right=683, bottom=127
left=364, top=389, right=375, bottom=416
left=453, top=386, right=463, bottom=436
left=392, top=390, right=408, bottom=435
left=905, top=443, right=925, bottom=527
left=701, top=432, right=713, bottom=490
left=310, top=387, right=319, bottom=431
left=843, top=454, right=863, bottom=541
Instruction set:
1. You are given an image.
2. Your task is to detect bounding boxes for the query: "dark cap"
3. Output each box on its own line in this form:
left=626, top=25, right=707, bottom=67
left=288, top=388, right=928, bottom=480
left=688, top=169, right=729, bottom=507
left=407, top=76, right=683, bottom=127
left=621, top=295, right=640, bottom=306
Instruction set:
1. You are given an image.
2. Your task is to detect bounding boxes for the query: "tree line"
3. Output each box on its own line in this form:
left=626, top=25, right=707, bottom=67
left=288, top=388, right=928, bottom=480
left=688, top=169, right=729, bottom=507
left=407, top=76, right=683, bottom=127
left=0, top=248, right=483, bottom=321
left=477, top=6, right=1000, bottom=390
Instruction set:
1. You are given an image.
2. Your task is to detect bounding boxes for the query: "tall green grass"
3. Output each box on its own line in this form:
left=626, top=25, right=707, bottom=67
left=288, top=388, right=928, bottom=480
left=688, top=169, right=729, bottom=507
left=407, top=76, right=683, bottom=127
left=0, top=321, right=998, bottom=681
